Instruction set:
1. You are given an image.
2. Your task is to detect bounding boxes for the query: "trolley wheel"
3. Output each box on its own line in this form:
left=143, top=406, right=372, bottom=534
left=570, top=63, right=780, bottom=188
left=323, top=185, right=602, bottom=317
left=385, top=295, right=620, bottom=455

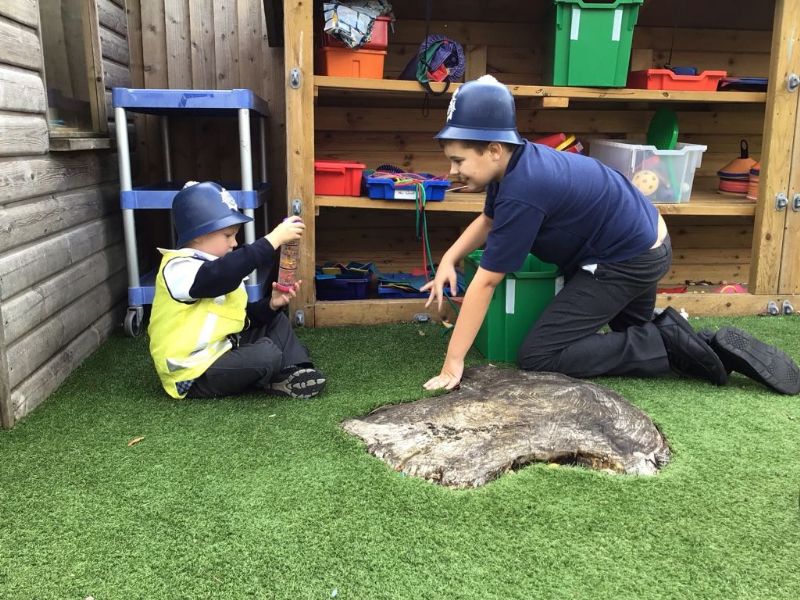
left=124, top=307, right=144, bottom=337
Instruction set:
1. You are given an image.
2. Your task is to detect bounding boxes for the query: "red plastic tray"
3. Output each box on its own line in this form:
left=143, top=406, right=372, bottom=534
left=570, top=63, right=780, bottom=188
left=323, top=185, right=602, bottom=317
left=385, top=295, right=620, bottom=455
left=314, top=159, right=366, bottom=196
left=628, top=69, right=727, bottom=92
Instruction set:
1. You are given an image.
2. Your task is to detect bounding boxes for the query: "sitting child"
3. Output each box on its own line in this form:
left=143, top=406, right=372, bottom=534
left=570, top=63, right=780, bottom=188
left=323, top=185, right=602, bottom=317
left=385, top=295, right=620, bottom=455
left=148, top=181, right=325, bottom=400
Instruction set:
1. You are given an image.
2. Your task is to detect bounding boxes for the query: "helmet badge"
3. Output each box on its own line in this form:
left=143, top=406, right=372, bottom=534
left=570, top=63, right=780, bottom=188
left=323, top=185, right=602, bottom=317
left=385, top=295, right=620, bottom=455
left=219, top=188, right=237, bottom=210
left=446, top=86, right=459, bottom=122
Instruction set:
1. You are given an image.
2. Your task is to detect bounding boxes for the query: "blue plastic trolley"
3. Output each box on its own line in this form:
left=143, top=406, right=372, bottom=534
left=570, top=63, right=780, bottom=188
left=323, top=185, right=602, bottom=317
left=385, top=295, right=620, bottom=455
left=112, top=88, right=270, bottom=336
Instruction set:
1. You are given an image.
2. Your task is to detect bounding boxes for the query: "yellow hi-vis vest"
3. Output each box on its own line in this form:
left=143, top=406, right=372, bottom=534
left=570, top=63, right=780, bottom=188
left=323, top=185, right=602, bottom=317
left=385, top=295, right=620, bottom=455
left=148, top=248, right=248, bottom=398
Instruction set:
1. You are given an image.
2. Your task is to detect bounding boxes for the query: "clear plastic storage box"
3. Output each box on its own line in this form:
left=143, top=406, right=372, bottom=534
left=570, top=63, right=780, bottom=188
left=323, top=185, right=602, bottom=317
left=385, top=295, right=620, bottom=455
left=589, top=139, right=707, bottom=203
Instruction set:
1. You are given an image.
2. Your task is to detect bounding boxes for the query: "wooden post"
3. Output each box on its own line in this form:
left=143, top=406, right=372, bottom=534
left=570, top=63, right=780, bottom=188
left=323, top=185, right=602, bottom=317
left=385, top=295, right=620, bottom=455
left=750, top=0, right=800, bottom=293
left=284, top=0, right=316, bottom=326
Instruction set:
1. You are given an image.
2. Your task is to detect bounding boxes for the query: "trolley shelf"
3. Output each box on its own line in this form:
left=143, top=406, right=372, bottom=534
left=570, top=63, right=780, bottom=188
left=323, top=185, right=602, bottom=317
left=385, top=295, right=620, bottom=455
left=121, top=181, right=270, bottom=210
left=112, top=88, right=269, bottom=116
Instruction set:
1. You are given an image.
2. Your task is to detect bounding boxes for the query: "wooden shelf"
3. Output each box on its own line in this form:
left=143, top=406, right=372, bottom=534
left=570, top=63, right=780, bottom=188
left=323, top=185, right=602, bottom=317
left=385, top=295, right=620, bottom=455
left=316, top=191, right=757, bottom=217
left=315, top=76, right=766, bottom=105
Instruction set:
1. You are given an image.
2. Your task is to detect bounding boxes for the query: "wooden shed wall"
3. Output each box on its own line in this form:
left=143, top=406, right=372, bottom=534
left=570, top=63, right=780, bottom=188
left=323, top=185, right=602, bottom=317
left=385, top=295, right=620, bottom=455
left=125, top=0, right=286, bottom=264
left=0, top=0, right=130, bottom=427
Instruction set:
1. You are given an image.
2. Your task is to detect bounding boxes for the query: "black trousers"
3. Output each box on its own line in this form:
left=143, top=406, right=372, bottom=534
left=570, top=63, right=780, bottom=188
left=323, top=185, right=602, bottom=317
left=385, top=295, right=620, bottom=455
left=517, top=236, right=673, bottom=378
left=187, top=311, right=311, bottom=398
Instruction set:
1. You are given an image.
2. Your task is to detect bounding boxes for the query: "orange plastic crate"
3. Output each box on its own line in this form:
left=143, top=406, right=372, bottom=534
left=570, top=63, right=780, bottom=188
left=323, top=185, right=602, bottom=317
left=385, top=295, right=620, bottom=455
left=628, top=69, right=727, bottom=91
left=319, top=47, right=386, bottom=79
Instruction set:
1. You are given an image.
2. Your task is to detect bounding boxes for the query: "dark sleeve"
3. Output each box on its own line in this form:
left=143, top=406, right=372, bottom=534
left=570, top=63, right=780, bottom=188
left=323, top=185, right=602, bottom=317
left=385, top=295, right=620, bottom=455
left=246, top=297, right=281, bottom=328
left=480, top=198, right=545, bottom=273
left=189, top=237, right=276, bottom=298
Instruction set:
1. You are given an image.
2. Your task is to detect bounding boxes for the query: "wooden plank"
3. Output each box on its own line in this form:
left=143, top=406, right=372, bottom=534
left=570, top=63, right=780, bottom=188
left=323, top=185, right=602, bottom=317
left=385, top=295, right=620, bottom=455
left=11, top=306, right=122, bottom=422
left=0, top=113, right=48, bottom=156
left=0, top=65, right=45, bottom=113
left=85, top=0, right=109, bottom=133
left=3, top=243, right=125, bottom=344
left=779, top=71, right=800, bottom=293
left=0, top=304, right=12, bottom=428
left=50, top=137, right=113, bottom=151
left=189, top=0, right=216, bottom=89
left=315, top=292, right=800, bottom=327
left=314, top=106, right=767, bottom=136
left=633, top=27, right=772, bottom=54
left=103, top=58, right=131, bottom=90
left=750, top=0, right=799, bottom=294
left=165, top=0, right=192, bottom=88
left=0, top=183, right=119, bottom=253
left=0, top=14, right=42, bottom=71
left=0, top=216, right=123, bottom=300
left=464, top=45, right=487, bottom=81
left=97, top=0, right=128, bottom=38
left=284, top=0, right=315, bottom=323
left=6, top=269, right=126, bottom=388
left=237, top=0, right=264, bottom=91
left=140, top=1, right=167, bottom=181
left=99, top=24, right=130, bottom=66
left=661, top=264, right=750, bottom=286
left=314, top=76, right=767, bottom=104
left=0, top=152, right=118, bottom=204
left=655, top=293, right=800, bottom=316
left=0, top=0, right=38, bottom=28
left=315, top=299, right=456, bottom=327
left=213, top=0, right=239, bottom=87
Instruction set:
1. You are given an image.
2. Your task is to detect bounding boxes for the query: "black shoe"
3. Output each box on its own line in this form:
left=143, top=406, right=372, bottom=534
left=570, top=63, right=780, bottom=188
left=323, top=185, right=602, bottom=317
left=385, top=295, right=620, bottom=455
left=705, top=327, right=800, bottom=395
left=268, top=367, right=326, bottom=399
left=653, top=307, right=728, bottom=385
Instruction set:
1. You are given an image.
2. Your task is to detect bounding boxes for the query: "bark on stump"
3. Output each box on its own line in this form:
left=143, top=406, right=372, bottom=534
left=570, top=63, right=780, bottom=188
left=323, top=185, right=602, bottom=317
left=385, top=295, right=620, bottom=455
left=342, top=365, right=670, bottom=488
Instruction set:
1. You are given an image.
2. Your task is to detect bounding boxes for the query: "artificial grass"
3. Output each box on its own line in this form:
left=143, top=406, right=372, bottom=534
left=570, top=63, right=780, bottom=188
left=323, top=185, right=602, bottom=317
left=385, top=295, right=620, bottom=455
left=1, top=316, right=799, bottom=599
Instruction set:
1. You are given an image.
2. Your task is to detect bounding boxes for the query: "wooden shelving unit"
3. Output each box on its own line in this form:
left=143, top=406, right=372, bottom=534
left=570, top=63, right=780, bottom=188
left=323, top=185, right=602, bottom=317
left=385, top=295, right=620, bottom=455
left=286, top=0, right=800, bottom=326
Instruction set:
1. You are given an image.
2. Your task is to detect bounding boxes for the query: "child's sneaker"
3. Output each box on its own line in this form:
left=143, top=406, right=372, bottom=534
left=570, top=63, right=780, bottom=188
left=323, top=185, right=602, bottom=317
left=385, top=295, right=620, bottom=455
left=268, top=367, right=326, bottom=399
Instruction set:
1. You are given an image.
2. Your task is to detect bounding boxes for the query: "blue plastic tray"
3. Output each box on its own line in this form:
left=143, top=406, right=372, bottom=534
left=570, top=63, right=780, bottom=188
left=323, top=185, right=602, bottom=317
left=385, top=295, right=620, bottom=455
left=112, top=88, right=269, bottom=116
left=365, top=176, right=449, bottom=201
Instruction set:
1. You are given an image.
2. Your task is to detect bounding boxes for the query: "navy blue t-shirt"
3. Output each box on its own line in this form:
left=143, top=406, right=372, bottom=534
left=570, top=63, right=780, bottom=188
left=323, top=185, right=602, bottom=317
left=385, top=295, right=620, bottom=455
left=481, top=141, right=659, bottom=275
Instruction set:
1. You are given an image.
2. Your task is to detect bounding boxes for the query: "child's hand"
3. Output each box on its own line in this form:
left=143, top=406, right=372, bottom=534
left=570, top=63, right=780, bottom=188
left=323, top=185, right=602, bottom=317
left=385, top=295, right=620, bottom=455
left=423, top=356, right=464, bottom=391
left=266, top=216, right=305, bottom=249
left=421, top=261, right=458, bottom=311
left=269, top=280, right=302, bottom=310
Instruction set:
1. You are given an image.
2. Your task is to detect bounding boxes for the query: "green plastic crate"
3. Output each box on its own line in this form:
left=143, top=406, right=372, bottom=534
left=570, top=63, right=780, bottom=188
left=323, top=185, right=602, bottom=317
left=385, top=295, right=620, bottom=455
left=464, top=250, right=563, bottom=362
left=547, top=0, right=644, bottom=87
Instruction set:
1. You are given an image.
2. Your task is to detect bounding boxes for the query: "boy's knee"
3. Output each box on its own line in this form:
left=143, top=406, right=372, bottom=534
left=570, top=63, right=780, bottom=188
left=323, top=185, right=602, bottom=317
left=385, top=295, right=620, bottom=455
left=517, top=347, right=559, bottom=372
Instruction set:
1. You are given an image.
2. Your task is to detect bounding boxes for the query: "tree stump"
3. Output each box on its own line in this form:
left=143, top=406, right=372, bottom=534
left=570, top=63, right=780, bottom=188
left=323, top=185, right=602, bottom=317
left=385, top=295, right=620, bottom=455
left=342, top=365, right=670, bottom=488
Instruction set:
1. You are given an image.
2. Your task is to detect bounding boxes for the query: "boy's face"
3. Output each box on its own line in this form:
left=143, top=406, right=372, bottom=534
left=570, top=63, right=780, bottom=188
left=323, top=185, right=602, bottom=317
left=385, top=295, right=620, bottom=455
left=190, top=225, right=240, bottom=257
left=442, top=141, right=507, bottom=192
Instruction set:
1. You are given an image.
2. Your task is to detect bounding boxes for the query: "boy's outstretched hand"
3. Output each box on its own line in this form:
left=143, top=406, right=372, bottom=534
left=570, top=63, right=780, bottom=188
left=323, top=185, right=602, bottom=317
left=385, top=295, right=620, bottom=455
left=420, top=260, right=458, bottom=312
left=269, top=280, right=302, bottom=310
left=265, top=215, right=305, bottom=249
left=423, top=356, right=464, bottom=391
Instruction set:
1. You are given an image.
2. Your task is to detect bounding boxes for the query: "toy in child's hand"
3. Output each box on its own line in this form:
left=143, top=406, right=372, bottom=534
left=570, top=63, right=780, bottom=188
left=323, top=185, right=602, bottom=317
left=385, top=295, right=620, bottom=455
left=632, top=169, right=659, bottom=196
left=270, top=279, right=302, bottom=310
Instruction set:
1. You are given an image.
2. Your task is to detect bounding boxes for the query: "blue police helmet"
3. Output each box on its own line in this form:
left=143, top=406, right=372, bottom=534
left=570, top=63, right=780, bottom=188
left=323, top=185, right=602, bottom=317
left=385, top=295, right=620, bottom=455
left=172, top=181, right=252, bottom=247
left=435, top=75, right=524, bottom=145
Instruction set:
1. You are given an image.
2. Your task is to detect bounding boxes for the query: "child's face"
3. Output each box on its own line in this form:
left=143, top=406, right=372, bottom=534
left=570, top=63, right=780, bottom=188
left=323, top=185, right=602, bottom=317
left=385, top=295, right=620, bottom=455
left=442, top=141, right=507, bottom=192
left=190, top=225, right=241, bottom=257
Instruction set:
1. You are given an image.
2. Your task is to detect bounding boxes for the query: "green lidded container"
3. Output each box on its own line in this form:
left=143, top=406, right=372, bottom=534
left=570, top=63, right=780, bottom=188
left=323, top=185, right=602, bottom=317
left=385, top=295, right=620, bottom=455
left=464, top=250, right=563, bottom=362
left=546, top=0, right=644, bottom=87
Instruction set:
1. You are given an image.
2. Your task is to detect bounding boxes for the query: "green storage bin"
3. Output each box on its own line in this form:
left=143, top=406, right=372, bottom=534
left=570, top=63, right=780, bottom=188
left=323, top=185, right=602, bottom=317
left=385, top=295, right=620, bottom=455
left=547, top=0, right=643, bottom=87
left=464, top=250, right=563, bottom=362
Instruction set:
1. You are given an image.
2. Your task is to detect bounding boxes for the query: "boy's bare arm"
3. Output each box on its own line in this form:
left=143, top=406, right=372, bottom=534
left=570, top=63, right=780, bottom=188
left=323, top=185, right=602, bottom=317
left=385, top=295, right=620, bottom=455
left=424, top=266, right=504, bottom=391
left=442, top=213, right=493, bottom=265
